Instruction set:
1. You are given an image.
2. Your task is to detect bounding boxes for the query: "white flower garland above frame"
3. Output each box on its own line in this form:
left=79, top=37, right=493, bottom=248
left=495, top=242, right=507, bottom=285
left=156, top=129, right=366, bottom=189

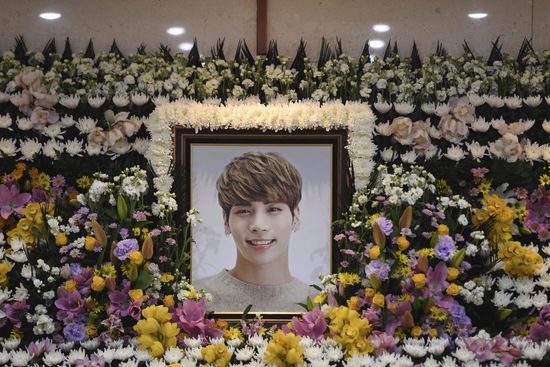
left=145, top=98, right=377, bottom=202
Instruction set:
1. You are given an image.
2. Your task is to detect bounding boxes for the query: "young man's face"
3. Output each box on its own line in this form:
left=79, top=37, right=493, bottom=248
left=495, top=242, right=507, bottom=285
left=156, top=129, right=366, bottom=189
left=225, top=201, right=300, bottom=266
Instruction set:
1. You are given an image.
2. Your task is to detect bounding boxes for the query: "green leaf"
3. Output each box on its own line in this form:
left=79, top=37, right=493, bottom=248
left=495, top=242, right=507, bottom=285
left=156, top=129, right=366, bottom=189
left=413, top=296, right=425, bottom=312
left=497, top=308, right=513, bottom=320
left=133, top=270, right=153, bottom=289
left=451, top=248, right=466, bottom=268
left=117, top=194, right=128, bottom=221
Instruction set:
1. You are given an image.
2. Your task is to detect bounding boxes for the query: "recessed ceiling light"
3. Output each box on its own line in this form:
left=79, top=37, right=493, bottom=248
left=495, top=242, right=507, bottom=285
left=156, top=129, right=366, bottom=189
left=40, top=12, right=61, bottom=20
left=468, top=12, right=488, bottom=19
left=167, top=27, right=185, bottom=36
left=178, top=42, right=194, bottom=51
left=369, top=40, right=385, bottom=49
left=372, top=24, right=390, bottom=33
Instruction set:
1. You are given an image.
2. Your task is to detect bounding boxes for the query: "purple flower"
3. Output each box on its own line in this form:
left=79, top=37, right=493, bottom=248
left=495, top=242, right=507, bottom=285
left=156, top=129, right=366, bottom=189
left=132, top=210, right=150, bottom=221
left=113, top=239, right=138, bottom=260
left=107, top=280, right=132, bottom=316
left=365, top=260, right=390, bottom=281
left=0, top=184, right=31, bottom=219
left=27, top=339, right=55, bottom=358
left=373, top=217, right=393, bottom=235
left=55, top=288, right=87, bottom=321
left=291, top=308, right=327, bottom=340
left=64, top=323, right=87, bottom=342
left=334, top=233, right=345, bottom=241
left=530, top=304, right=550, bottom=342
left=435, top=235, right=456, bottom=261
left=119, top=228, right=129, bottom=239
left=369, top=331, right=399, bottom=356
left=174, top=299, right=223, bottom=339
left=51, top=174, right=66, bottom=189
left=3, top=300, right=29, bottom=328
left=166, top=238, right=176, bottom=246
left=73, top=268, right=94, bottom=296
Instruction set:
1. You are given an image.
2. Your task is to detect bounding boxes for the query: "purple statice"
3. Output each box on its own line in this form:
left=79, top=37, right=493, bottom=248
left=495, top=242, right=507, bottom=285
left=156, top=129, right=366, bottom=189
left=470, top=167, right=489, bottom=183
left=373, top=217, right=393, bottom=235
left=63, top=322, right=87, bottom=342
left=340, top=260, right=349, bottom=268
left=149, top=228, right=161, bottom=237
left=347, top=230, right=361, bottom=245
left=422, top=208, right=433, bottom=216
left=166, top=238, right=176, bottom=246
left=113, top=239, right=138, bottom=260
left=334, top=233, right=345, bottom=241
left=132, top=210, right=151, bottom=221
left=0, top=184, right=31, bottom=219
left=435, top=235, right=456, bottom=261
left=119, top=228, right=129, bottom=239
left=524, top=185, right=550, bottom=242
left=161, top=225, right=172, bottom=232
left=108, top=222, right=118, bottom=229
left=51, top=174, right=66, bottom=189
left=365, top=260, right=391, bottom=281
left=158, top=255, right=168, bottom=263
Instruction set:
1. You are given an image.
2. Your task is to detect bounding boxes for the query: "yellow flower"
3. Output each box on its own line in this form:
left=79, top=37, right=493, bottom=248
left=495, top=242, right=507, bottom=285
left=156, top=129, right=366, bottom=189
left=446, top=283, right=460, bottom=296
left=64, top=280, right=77, bottom=291
left=28, top=167, right=39, bottom=179
left=76, top=176, right=93, bottom=189
left=411, top=326, right=423, bottom=338
left=314, top=292, right=327, bottom=304
left=437, top=224, right=449, bottom=236
left=86, top=324, right=98, bottom=337
left=128, top=251, right=144, bottom=265
left=447, top=267, right=459, bottom=281
left=368, top=213, right=383, bottom=224
left=478, top=178, right=492, bottom=194
left=429, top=328, right=439, bottom=338
left=129, top=289, right=148, bottom=302
left=368, top=246, right=380, bottom=259
left=430, top=307, right=448, bottom=321
left=396, top=236, right=410, bottom=251
left=347, top=296, right=360, bottom=310
left=55, top=232, right=68, bottom=246
left=202, top=344, right=231, bottom=367
left=132, top=227, right=141, bottom=236
left=91, top=275, right=106, bottom=292
left=364, top=288, right=375, bottom=298
left=264, top=330, right=304, bottom=367
left=223, top=327, right=243, bottom=340
left=163, top=295, right=175, bottom=308
left=134, top=305, right=180, bottom=358
left=188, top=288, right=197, bottom=300
left=338, top=272, right=361, bottom=287
left=412, top=274, right=426, bottom=288
left=85, top=236, right=97, bottom=251
left=372, top=293, right=385, bottom=308
left=160, top=273, right=175, bottom=283
left=539, top=174, right=550, bottom=186
left=0, top=262, right=14, bottom=287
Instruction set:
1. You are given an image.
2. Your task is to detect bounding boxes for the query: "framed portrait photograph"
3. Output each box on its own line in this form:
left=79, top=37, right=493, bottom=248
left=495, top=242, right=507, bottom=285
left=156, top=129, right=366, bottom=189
left=174, top=129, right=351, bottom=319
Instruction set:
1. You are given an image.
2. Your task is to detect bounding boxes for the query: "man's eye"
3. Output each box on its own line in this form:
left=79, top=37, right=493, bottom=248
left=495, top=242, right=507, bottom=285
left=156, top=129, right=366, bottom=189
left=235, top=209, right=251, bottom=215
left=269, top=207, right=282, bottom=213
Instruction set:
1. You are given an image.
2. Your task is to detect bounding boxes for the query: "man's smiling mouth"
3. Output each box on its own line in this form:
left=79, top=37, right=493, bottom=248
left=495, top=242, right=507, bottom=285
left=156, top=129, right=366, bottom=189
left=247, top=239, right=275, bottom=250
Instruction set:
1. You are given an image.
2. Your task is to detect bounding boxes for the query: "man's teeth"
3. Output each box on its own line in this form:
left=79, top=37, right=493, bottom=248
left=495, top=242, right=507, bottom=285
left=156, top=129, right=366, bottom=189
left=249, top=240, right=272, bottom=246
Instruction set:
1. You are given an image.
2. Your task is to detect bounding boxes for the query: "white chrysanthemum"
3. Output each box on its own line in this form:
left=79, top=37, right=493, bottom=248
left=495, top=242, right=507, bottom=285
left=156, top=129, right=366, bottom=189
left=235, top=346, right=255, bottom=361
left=88, top=95, right=106, bottom=108
left=77, top=117, right=97, bottom=133
left=402, top=338, right=427, bottom=358
left=0, top=114, right=12, bottom=128
left=471, top=117, right=490, bottom=132
left=523, top=342, right=546, bottom=360
left=10, top=350, right=32, bottom=367
left=42, top=350, right=65, bottom=366
left=421, top=103, right=436, bottom=114
left=514, top=277, right=536, bottom=294
left=2, top=338, right=21, bottom=350
left=113, top=94, right=130, bottom=107
left=59, top=94, right=80, bottom=109
left=17, top=117, right=33, bottom=130
left=86, top=143, right=102, bottom=156
left=524, top=95, right=542, bottom=107
left=66, top=348, right=87, bottom=364
left=186, top=347, right=202, bottom=360
left=485, top=95, right=504, bottom=108
left=96, top=347, right=116, bottom=363
left=248, top=334, right=266, bottom=348
left=148, top=358, right=167, bottom=367
left=524, top=139, right=542, bottom=161
left=394, top=101, right=415, bottom=115
left=163, top=346, right=184, bottom=363
left=427, top=337, right=449, bottom=355
left=19, top=138, right=41, bottom=160
left=303, top=346, right=323, bottom=361
left=374, top=101, right=392, bottom=113
left=183, top=337, right=202, bottom=349
left=135, top=349, right=153, bottom=362
left=532, top=291, right=548, bottom=308
left=131, top=93, right=149, bottom=106
left=542, top=120, right=550, bottom=133
left=401, top=150, right=418, bottom=164
left=375, top=121, right=393, bottom=136
left=42, top=139, right=64, bottom=159
left=445, top=145, right=465, bottom=161
left=227, top=338, right=242, bottom=348
left=65, top=138, right=83, bottom=156
left=59, top=115, right=76, bottom=128
left=504, top=95, right=523, bottom=109
left=516, top=294, right=532, bottom=308
left=115, top=346, right=135, bottom=361
left=119, top=359, right=139, bottom=367
left=0, top=138, right=17, bottom=156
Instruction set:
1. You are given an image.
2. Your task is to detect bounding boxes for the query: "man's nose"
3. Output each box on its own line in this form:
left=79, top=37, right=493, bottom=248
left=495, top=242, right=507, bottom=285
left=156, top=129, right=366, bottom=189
left=249, top=212, right=269, bottom=232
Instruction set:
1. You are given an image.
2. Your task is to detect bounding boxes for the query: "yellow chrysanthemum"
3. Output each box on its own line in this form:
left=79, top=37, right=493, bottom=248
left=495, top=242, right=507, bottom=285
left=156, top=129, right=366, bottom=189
left=430, top=307, right=448, bottom=321
left=539, top=174, right=550, bottom=186
left=338, top=272, right=361, bottom=287
left=76, top=176, right=93, bottom=189
left=478, top=178, right=492, bottom=195
left=202, top=343, right=231, bottom=367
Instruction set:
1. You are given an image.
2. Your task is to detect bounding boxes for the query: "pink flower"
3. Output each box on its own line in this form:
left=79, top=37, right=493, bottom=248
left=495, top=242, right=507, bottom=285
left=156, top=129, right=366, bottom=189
left=369, top=331, right=399, bottom=355
left=0, top=184, right=31, bottom=219
left=291, top=308, right=327, bottom=340
left=174, top=299, right=222, bottom=339
left=31, top=107, right=59, bottom=127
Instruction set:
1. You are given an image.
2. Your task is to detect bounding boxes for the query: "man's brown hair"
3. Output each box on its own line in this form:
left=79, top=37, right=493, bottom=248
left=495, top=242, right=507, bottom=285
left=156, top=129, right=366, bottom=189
left=216, top=152, right=302, bottom=217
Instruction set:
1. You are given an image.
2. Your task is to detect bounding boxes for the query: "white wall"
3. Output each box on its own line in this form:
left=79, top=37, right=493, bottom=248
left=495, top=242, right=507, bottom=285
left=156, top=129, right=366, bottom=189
left=0, top=0, right=546, bottom=60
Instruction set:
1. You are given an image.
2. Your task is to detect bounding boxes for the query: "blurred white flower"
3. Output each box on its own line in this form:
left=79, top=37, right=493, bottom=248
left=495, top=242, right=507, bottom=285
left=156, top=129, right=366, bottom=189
left=435, top=104, right=450, bottom=117
left=467, top=93, right=485, bottom=107
left=113, top=94, right=130, bottom=107
left=42, top=139, right=64, bottom=159
left=471, top=117, right=490, bottom=132
left=88, top=95, right=105, bottom=108
left=375, top=121, right=393, bottom=136
left=542, top=119, right=550, bottom=133
left=59, top=115, right=76, bottom=128
left=0, top=138, right=17, bottom=157
left=445, top=145, right=465, bottom=161
left=59, top=94, right=80, bottom=109
left=380, top=147, right=395, bottom=162
left=524, top=95, right=542, bottom=107
left=394, top=101, right=415, bottom=115
left=485, top=95, right=504, bottom=108
left=504, top=95, right=522, bottom=109
left=374, top=101, right=391, bottom=114
left=19, top=138, right=41, bottom=160
left=421, top=102, right=436, bottom=115
left=401, top=150, right=418, bottom=164
left=523, top=140, right=542, bottom=161
left=65, top=138, right=83, bottom=156
left=77, top=117, right=97, bottom=134
left=131, top=92, right=148, bottom=106
left=17, top=117, right=33, bottom=131
left=0, top=114, right=12, bottom=128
